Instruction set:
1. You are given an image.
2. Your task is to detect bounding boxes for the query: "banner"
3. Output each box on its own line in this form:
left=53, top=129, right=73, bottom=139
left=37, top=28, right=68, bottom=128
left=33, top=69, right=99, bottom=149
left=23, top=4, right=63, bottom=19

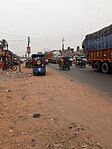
left=27, top=47, right=31, bottom=54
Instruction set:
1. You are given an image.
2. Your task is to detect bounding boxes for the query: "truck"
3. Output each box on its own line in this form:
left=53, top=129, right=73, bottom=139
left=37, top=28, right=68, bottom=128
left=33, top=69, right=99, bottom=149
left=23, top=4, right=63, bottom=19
left=46, top=52, right=52, bottom=62
left=46, top=50, right=61, bottom=63
left=82, top=24, right=112, bottom=73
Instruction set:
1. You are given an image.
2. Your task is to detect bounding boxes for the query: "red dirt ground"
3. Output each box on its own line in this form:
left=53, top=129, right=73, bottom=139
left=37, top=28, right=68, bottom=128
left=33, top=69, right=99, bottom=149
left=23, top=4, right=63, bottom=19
left=0, top=67, right=112, bottom=149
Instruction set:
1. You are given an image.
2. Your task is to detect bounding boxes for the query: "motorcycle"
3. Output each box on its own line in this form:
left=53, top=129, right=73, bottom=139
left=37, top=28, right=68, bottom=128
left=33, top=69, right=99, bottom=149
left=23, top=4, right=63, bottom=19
left=75, top=56, right=87, bottom=68
left=3, top=60, right=17, bottom=71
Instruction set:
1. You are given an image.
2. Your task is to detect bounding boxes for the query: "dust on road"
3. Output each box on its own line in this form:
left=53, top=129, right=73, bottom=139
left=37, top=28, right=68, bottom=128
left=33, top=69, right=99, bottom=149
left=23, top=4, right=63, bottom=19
left=0, top=67, right=112, bottom=149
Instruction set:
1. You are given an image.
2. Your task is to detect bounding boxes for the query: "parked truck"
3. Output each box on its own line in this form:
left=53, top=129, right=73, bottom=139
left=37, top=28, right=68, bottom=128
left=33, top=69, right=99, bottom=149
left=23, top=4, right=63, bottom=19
left=82, top=24, right=112, bottom=73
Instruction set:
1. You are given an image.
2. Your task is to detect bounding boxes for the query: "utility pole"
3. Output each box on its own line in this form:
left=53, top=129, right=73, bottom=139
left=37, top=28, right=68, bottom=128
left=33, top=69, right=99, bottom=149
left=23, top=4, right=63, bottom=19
left=28, top=36, right=30, bottom=47
left=62, top=38, right=65, bottom=56
left=62, top=38, right=65, bottom=51
left=27, top=36, right=31, bottom=58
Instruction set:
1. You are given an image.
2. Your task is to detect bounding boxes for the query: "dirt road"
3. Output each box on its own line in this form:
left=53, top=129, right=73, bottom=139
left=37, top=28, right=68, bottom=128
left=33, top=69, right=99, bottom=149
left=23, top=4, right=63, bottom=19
left=0, top=67, right=112, bottom=149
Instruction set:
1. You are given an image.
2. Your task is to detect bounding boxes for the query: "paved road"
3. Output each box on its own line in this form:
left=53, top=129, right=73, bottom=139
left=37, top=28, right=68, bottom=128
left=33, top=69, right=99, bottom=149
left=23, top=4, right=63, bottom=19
left=49, top=64, right=112, bottom=97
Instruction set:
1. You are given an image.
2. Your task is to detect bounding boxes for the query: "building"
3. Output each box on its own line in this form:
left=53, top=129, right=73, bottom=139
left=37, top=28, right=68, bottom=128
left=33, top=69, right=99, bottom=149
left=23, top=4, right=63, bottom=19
left=62, top=47, right=74, bottom=57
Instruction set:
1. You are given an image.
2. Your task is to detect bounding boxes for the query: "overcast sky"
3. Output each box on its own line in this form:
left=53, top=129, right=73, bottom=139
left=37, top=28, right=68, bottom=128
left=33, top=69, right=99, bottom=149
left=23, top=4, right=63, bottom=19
left=0, top=0, right=112, bottom=55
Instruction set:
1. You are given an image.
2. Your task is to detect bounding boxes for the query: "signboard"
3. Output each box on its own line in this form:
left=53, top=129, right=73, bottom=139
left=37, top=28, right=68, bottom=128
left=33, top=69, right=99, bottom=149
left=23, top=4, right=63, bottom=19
left=27, top=47, right=31, bottom=54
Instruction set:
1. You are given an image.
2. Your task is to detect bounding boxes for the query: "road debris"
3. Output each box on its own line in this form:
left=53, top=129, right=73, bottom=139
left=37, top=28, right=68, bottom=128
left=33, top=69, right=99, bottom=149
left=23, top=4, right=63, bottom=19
left=33, top=113, right=41, bottom=119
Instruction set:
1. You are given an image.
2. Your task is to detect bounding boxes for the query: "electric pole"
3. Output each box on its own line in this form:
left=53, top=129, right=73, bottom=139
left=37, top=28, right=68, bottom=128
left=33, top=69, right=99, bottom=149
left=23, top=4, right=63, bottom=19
left=28, top=36, right=30, bottom=47
left=27, top=36, right=31, bottom=58
left=62, top=38, right=65, bottom=56
left=62, top=38, right=65, bottom=51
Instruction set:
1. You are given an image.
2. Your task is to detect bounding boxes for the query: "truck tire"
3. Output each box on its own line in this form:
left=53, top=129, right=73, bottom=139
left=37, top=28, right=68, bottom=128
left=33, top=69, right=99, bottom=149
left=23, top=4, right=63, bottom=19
left=101, top=62, right=110, bottom=74
left=94, top=62, right=101, bottom=72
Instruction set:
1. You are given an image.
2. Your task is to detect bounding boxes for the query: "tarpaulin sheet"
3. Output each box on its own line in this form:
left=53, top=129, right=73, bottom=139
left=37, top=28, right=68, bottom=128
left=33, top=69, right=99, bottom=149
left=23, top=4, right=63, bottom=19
left=82, top=24, right=112, bottom=50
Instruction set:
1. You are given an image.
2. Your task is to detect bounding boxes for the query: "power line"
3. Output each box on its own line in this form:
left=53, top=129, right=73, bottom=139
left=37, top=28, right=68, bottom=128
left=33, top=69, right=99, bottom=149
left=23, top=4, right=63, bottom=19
left=8, top=38, right=27, bottom=42
left=83, top=16, right=112, bottom=33
left=9, top=40, right=26, bottom=47
left=0, top=24, right=15, bottom=34
left=0, top=31, right=26, bottom=38
left=76, top=12, right=112, bottom=34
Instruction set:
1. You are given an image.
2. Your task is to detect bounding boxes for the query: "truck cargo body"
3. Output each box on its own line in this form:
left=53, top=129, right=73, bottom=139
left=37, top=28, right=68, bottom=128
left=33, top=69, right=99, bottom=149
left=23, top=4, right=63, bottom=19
left=88, top=48, right=112, bottom=73
left=82, top=24, right=112, bottom=73
left=46, top=52, right=55, bottom=63
left=82, top=24, right=112, bottom=50
left=46, top=53, right=52, bottom=62
left=46, top=51, right=61, bottom=63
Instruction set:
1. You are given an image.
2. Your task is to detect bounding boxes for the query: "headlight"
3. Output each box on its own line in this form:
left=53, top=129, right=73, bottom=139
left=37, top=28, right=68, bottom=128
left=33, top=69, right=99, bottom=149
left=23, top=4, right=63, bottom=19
left=37, top=60, right=41, bottom=65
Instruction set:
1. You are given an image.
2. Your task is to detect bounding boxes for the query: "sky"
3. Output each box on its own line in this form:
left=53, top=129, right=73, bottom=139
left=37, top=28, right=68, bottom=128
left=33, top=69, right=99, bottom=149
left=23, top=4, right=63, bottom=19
left=0, top=0, right=112, bottom=56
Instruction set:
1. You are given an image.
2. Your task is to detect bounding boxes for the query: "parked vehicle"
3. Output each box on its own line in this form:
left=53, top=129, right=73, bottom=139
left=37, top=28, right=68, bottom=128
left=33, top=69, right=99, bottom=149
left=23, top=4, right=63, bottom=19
left=75, top=56, right=87, bottom=68
left=32, top=54, right=46, bottom=76
left=82, top=24, right=112, bottom=73
left=59, top=56, right=71, bottom=70
left=3, top=60, right=17, bottom=71
left=13, top=58, right=23, bottom=66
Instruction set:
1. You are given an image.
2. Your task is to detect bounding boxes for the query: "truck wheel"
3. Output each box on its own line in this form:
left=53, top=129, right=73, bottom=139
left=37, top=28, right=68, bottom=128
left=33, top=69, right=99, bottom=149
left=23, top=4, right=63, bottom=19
left=94, top=62, right=101, bottom=72
left=101, top=62, right=110, bottom=74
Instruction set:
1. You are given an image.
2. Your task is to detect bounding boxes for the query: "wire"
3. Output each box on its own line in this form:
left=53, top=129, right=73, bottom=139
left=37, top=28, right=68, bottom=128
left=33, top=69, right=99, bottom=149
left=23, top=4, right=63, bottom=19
left=77, top=12, right=112, bottom=34
left=8, top=38, right=27, bottom=42
left=0, top=31, right=26, bottom=38
left=0, top=24, right=15, bottom=34
left=9, top=40, right=26, bottom=47
left=83, top=16, right=112, bottom=33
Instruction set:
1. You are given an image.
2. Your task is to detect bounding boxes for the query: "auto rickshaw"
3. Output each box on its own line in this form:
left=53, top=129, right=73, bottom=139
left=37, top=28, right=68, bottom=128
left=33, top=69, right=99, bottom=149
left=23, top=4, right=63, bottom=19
left=32, top=54, right=46, bottom=76
left=75, top=56, right=87, bottom=68
left=59, top=56, right=71, bottom=70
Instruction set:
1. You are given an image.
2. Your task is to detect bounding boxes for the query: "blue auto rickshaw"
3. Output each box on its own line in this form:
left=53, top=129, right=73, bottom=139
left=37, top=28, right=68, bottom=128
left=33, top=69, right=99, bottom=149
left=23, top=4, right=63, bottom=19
left=32, top=54, right=46, bottom=76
